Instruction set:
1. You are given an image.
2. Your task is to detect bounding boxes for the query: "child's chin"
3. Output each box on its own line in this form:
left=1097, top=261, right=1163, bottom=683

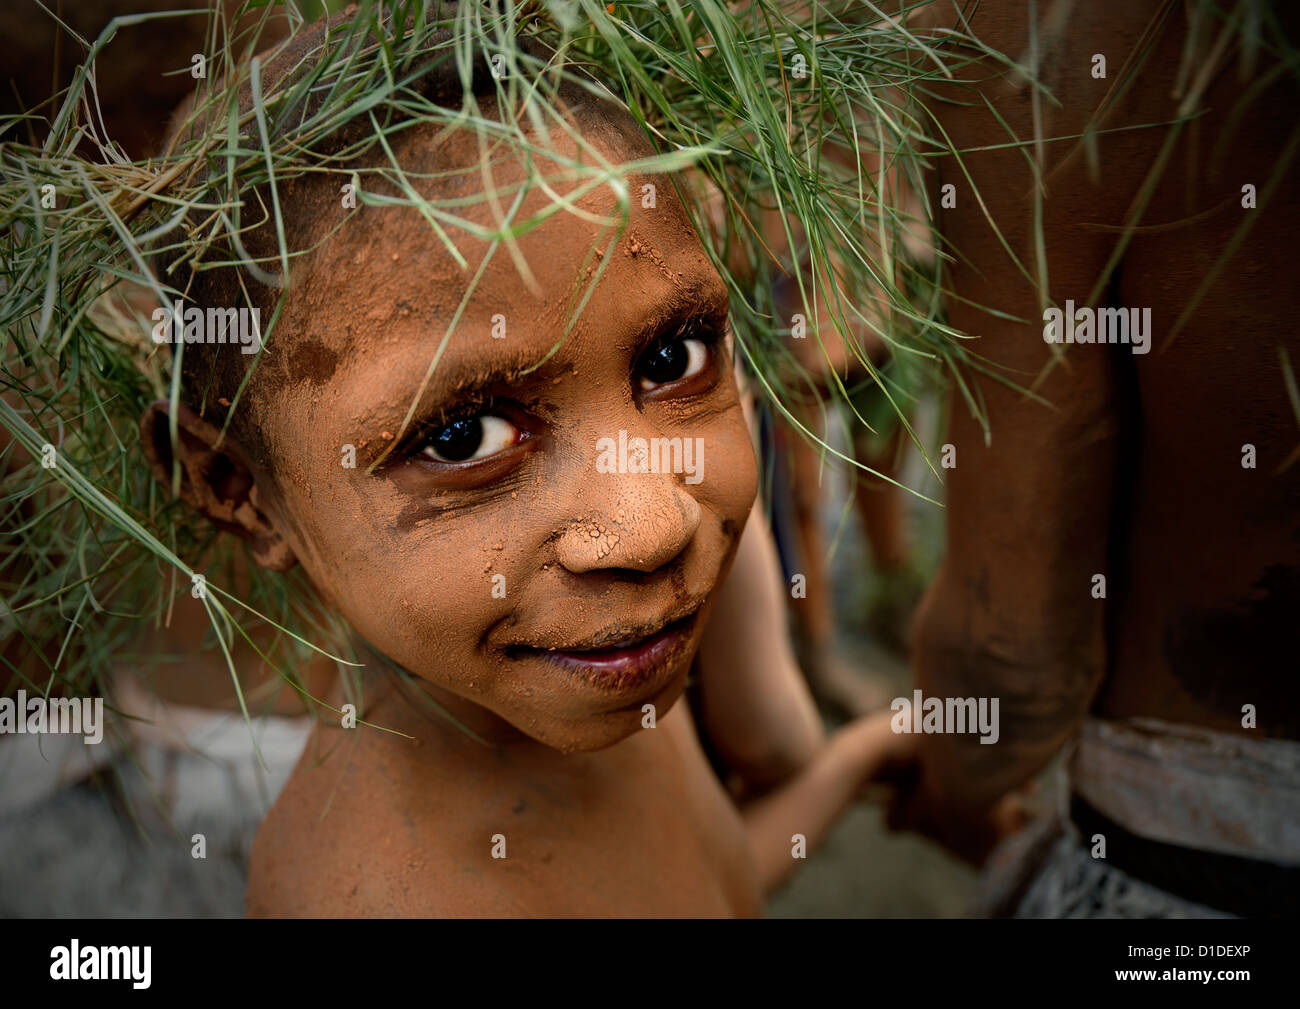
left=516, top=675, right=690, bottom=753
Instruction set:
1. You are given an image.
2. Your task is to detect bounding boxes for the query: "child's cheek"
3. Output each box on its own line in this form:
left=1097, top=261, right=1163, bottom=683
left=256, top=441, right=483, bottom=687
left=690, top=396, right=758, bottom=533
left=329, top=505, right=540, bottom=699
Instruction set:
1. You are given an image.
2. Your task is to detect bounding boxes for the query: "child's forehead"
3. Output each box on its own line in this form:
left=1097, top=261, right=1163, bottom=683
left=279, top=113, right=720, bottom=376
left=286, top=214, right=722, bottom=405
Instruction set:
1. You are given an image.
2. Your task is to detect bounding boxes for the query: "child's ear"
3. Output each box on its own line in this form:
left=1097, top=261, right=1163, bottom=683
left=139, top=400, right=297, bottom=572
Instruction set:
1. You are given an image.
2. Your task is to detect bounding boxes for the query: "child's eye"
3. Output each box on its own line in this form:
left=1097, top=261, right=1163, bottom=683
left=419, top=414, right=521, bottom=463
left=637, top=336, right=711, bottom=391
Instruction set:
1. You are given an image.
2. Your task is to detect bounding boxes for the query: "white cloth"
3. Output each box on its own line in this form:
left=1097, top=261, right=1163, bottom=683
left=975, top=717, right=1300, bottom=918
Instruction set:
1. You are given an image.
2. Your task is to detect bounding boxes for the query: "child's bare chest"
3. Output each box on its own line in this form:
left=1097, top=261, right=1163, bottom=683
left=420, top=706, right=760, bottom=915
left=253, top=704, right=761, bottom=916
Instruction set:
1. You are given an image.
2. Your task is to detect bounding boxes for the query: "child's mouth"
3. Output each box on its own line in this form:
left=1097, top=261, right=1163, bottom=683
left=517, top=610, right=699, bottom=691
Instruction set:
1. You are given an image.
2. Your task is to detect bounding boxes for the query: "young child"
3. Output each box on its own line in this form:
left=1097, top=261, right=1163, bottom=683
left=132, top=8, right=912, bottom=916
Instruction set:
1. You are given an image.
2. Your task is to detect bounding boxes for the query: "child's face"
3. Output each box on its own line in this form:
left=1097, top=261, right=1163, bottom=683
left=247, top=115, right=757, bottom=751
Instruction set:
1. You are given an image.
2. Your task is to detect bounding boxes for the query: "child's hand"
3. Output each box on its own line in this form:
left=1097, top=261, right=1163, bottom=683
left=738, top=709, right=916, bottom=894
left=831, top=710, right=919, bottom=800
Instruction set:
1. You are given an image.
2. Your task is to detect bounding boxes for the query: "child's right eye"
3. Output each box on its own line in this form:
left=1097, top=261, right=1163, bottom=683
left=418, top=414, right=522, bottom=463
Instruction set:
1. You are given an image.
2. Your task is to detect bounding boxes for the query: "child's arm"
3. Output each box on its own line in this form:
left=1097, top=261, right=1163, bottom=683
left=740, top=710, right=912, bottom=895
left=693, top=498, right=825, bottom=791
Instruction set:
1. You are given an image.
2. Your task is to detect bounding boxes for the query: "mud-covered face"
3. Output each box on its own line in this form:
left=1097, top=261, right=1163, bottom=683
left=248, top=113, right=757, bottom=751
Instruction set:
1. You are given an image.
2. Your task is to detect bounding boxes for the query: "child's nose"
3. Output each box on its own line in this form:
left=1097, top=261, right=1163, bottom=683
left=555, top=473, right=702, bottom=574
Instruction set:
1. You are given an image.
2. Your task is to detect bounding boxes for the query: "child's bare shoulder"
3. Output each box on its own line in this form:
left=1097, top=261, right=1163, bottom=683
left=246, top=724, right=521, bottom=917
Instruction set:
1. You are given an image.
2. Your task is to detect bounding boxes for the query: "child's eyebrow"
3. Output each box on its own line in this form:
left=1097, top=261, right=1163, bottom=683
left=432, top=344, right=562, bottom=394
left=390, top=343, right=565, bottom=424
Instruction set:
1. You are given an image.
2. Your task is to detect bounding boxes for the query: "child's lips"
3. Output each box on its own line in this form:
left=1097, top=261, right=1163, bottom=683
left=517, top=610, right=700, bottom=692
